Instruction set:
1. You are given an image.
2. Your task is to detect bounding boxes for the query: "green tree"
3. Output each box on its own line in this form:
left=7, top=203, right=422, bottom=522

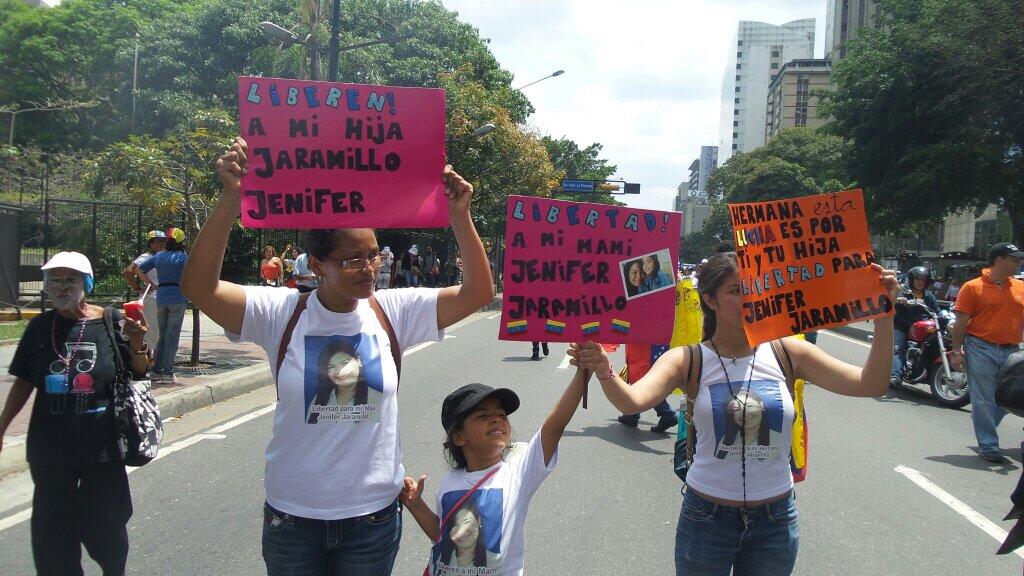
left=541, top=136, right=621, bottom=205
left=822, top=0, right=1024, bottom=245
left=88, top=108, right=237, bottom=236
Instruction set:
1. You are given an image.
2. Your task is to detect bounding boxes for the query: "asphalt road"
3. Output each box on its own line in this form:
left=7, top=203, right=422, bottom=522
left=1, top=313, right=1022, bottom=575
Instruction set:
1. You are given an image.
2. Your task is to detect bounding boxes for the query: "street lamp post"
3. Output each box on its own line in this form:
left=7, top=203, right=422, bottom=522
left=514, top=69, right=564, bottom=91
left=259, top=21, right=319, bottom=80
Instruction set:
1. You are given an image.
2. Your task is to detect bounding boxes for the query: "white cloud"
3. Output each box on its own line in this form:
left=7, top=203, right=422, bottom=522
left=441, top=0, right=826, bottom=211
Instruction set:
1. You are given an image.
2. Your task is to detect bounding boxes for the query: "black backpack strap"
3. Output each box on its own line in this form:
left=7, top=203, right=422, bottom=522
left=369, top=294, right=401, bottom=384
left=684, top=343, right=703, bottom=462
left=275, top=292, right=311, bottom=395
left=770, top=339, right=797, bottom=396
left=101, top=307, right=132, bottom=379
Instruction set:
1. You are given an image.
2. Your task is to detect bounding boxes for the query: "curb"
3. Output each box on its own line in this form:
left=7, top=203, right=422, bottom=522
left=0, top=339, right=18, bottom=347
left=0, top=364, right=273, bottom=478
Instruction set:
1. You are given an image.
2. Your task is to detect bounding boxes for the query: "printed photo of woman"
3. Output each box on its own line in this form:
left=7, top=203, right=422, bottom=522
left=640, top=253, right=674, bottom=293
left=439, top=500, right=489, bottom=570
left=622, top=259, right=644, bottom=297
left=307, top=339, right=377, bottom=423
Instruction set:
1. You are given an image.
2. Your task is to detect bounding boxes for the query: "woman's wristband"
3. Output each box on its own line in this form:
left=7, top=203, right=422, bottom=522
left=595, top=363, right=615, bottom=381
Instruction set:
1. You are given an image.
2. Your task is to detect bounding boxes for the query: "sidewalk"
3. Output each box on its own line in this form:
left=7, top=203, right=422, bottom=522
left=0, top=310, right=272, bottom=477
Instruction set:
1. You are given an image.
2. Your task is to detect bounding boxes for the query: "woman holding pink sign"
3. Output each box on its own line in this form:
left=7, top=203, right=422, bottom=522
left=181, top=136, right=494, bottom=576
left=571, top=252, right=898, bottom=576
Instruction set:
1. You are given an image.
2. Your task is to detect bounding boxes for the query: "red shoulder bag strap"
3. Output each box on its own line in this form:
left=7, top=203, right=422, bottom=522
left=423, top=466, right=500, bottom=576
left=368, top=294, right=402, bottom=383
left=274, top=292, right=311, bottom=397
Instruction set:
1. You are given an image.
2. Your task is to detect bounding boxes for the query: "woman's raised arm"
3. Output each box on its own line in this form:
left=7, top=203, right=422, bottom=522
left=180, top=137, right=249, bottom=334
left=436, top=166, right=495, bottom=329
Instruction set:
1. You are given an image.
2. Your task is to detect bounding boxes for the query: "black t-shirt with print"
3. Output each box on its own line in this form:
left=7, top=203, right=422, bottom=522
left=8, top=309, right=128, bottom=465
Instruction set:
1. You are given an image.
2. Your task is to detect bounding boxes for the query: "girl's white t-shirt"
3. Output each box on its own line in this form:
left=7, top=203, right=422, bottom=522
left=430, top=431, right=557, bottom=576
left=685, top=343, right=795, bottom=502
left=229, top=286, right=442, bottom=520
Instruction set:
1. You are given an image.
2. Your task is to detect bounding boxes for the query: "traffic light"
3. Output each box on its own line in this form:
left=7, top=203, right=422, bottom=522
left=596, top=182, right=621, bottom=192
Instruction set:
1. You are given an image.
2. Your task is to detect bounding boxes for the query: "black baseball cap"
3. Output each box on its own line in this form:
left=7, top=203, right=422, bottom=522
left=988, top=242, right=1024, bottom=262
left=441, top=384, right=520, bottom=433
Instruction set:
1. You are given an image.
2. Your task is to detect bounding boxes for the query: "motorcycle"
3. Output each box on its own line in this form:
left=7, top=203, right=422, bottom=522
left=894, top=299, right=970, bottom=408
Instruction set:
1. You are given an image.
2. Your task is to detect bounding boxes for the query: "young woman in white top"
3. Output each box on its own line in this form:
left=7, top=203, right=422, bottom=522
left=572, top=252, right=898, bottom=576
left=180, top=137, right=495, bottom=576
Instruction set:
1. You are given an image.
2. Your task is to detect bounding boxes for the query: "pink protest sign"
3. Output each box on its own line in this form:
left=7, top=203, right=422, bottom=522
left=237, top=76, right=447, bottom=229
left=499, top=196, right=682, bottom=344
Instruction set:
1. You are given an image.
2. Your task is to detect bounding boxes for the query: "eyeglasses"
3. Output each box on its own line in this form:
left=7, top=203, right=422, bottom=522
left=324, top=252, right=384, bottom=270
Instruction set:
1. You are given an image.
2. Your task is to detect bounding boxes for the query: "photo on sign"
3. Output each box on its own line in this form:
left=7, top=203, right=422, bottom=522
left=620, top=249, right=675, bottom=300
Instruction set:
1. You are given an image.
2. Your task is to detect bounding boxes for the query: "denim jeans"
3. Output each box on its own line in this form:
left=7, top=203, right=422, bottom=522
left=675, top=489, right=799, bottom=576
left=262, top=499, right=402, bottom=576
left=891, top=328, right=909, bottom=378
left=403, top=270, right=419, bottom=288
left=155, top=301, right=186, bottom=375
left=620, top=400, right=675, bottom=426
left=965, top=335, right=1016, bottom=453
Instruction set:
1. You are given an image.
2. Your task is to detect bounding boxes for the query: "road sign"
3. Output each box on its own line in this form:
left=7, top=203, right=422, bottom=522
left=560, top=179, right=596, bottom=192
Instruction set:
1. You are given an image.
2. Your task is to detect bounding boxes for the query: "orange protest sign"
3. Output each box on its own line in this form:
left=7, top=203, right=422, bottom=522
left=729, top=189, right=894, bottom=346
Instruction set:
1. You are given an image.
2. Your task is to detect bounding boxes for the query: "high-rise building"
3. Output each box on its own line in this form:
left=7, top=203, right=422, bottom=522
left=719, top=20, right=815, bottom=164
left=824, top=0, right=879, bottom=60
left=674, top=181, right=689, bottom=213
left=766, top=59, right=832, bottom=140
left=696, top=146, right=718, bottom=194
left=680, top=192, right=711, bottom=239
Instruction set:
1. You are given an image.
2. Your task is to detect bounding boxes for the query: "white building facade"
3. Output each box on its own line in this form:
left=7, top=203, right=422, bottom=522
left=718, top=19, right=815, bottom=164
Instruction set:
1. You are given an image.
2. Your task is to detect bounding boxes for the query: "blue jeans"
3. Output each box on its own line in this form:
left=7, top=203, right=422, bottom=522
left=155, top=301, right=186, bottom=375
left=891, top=328, right=909, bottom=378
left=403, top=270, right=419, bottom=287
left=262, top=499, right=402, bottom=576
left=965, top=335, right=1016, bottom=453
left=676, top=489, right=799, bottom=576
left=620, top=399, right=675, bottom=426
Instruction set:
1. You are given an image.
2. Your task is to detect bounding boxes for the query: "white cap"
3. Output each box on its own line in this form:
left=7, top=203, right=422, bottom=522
left=700, top=258, right=709, bottom=265
left=409, top=245, right=419, bottom=256
left=41, top=251, right=94, bottom=276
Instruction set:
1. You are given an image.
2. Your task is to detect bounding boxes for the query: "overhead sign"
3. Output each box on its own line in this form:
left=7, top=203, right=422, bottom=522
left=560, top=179, right=596, bottom=193
left=237, top=76, right=447, bottom=229
left=499, top=195, right=682, bottom=344
left=729, top=189, right=893, bottom=345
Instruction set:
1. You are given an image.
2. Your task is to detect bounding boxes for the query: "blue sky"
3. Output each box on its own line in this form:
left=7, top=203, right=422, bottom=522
left=442, top=1, right=828, bottom=211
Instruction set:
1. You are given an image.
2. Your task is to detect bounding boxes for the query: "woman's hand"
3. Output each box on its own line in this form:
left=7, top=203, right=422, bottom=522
left=216, top=137, right=248, bottom=194
left=568, top=341, right=612, bottom=376
left=400, top=475, right=426, bottom=508
left=872, top=264, right=900, bottom=302
left=443, top=165, right=473, bottom=218
left=124, top=315, right=147, bottom=349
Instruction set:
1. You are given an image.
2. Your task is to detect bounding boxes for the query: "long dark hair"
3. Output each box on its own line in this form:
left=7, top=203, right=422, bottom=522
left=315, top=339, right=368, bottom=404
left=438, top=498, right=488, bottom=568
left=643, top=253, right=662, bottom=280
left=698, top=252, right=739, bottom=340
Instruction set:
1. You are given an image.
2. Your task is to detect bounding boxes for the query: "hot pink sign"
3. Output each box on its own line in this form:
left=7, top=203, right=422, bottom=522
left=237, top=76, right=447, bottom=229
left=499, top=196, right=682, bottom=344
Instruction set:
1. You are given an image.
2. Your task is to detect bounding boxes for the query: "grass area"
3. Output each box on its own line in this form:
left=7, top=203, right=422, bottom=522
left=0, top=320, right=29, bottom=341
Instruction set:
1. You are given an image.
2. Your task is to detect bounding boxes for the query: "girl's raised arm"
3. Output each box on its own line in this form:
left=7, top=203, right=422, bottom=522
left=540, top=366, right=592, bottom=466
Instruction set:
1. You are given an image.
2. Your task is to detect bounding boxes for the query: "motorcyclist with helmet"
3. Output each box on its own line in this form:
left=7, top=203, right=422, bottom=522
left=891, top=266, right=943, bottom=387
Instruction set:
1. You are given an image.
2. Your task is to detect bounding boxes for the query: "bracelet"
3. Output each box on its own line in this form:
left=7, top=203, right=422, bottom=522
left=596, top=363, right=615, bottom=381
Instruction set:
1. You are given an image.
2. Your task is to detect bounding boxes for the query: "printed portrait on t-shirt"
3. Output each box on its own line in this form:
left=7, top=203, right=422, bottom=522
left=303, top=333, right=384, bottom=424
left=432, top=488, right=503, bottom=576
left=708, top=380, right=784, bottom=461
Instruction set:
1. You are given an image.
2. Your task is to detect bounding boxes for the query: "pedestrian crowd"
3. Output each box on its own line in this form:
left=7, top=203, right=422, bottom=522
left=1, top=133, right=1022, bottom=576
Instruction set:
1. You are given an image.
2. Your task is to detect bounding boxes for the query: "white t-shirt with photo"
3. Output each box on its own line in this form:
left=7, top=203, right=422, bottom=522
left=430, top=431, right=557, bottom=576
left=229, top=286, right=443, bottom=520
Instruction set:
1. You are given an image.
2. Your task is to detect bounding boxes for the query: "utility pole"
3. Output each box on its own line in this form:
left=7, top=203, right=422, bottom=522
left=328, top=0, right=342, bottom=81
left=131, top=32, right=140, bottom=133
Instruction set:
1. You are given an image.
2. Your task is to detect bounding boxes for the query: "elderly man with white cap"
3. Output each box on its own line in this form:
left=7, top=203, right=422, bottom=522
left=0, top=252, right=148, bottom=574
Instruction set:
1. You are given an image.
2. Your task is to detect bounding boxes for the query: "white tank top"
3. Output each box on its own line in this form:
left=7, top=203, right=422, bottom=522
left=685, top=343, right=795, bottom=501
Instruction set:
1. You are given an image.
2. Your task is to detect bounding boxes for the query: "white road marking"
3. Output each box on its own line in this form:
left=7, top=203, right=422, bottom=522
left=487, top=312, right=501, bottom=319
left=556, top=354, right=572, bottom=370
left=404, top=341, right=435, bottom=355
left=0, top=508, right=32, bottom=532
left=207, top=404, right=277, bottom=434
left=820, top=330, right=871, bottom=348
left=896, top=465, right=1024, bottom=559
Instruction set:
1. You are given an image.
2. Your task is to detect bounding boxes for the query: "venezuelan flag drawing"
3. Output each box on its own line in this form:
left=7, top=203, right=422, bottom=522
left=611, top=318, right=631, bottom=334
left=545, top=320, right=566, bottom=335
left=581, top=321, right=600, bottom=335
left=505, top=320, right=528, bottom=335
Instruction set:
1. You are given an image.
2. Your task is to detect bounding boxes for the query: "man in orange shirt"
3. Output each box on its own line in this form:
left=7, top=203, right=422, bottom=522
left=951, top=243, right=1024, bottom=463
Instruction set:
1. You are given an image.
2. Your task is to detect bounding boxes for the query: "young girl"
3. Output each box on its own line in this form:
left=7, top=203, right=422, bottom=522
left=572, top=252, right=898, bottom=576
left=401, top=369, right=589, bottom=576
